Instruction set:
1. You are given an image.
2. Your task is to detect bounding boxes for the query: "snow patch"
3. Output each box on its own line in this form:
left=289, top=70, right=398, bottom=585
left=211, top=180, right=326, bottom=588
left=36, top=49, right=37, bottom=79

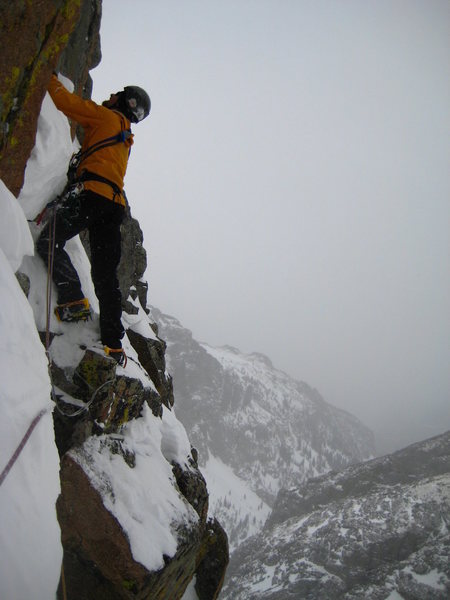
left=0, top=183, right=62, bottom=600
left=202, top=453, right=271, bottom=551
left=71, top=404, right=198, bottom=571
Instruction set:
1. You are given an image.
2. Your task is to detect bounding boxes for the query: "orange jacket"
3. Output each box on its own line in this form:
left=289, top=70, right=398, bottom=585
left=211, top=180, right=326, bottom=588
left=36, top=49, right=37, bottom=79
left=48, top=75, right=133, bottom=206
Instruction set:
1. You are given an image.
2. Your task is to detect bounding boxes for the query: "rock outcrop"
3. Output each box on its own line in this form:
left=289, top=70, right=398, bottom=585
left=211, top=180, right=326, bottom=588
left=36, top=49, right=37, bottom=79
left=45, top=216, right=229, bottom=597
left=0, top=0, right=101, bottom=196
left=1, top=2, right=228, bottom=598
left=221, top=431, right=450, bottom=599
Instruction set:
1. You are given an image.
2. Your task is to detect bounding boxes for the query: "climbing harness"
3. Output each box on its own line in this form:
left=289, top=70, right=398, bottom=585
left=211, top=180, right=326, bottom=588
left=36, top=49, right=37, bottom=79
left=67, top=128, right=132, bottom=202
left=33, top=126, right=131, bottom=225
left=33, top=180, right=84, bottom=226
left=67, top=128, right=132, bottom=183
left=78, top=169, right=123, bottom=203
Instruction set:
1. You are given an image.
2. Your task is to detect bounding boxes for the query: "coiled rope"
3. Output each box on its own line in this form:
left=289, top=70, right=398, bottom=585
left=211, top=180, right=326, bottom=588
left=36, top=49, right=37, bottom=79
left=53, top=374, right=114, bottom=418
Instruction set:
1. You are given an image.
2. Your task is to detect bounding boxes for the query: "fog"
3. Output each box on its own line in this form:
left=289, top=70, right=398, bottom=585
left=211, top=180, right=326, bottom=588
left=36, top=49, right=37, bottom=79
left=92, top=0, right=450, bottom=454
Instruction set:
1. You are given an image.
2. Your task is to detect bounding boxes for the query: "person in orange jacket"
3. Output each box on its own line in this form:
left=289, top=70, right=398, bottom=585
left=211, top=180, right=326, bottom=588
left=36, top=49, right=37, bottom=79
left=37, top=74, right=151, bottom=366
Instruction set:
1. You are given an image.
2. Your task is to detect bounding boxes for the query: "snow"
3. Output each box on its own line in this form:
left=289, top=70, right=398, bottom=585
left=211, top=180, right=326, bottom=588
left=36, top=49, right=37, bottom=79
left=123, top=294, right=159, bottom=341
left=401, top=567, right=447, bottom=591
left=385, top=590, right=406, bottom=600
left=72, top=404, right=198, bottom=571
left=182, top=576, right=200, bottom=600
left=0, top=183, right=62, bottom=596
left=202, top=453, right=271, bottom=551
left=1, top=74, right=201, bottom=596
left=18, top=77, right=76, bottom=221
left=0, top=180, right=34, bottom=271
left=248, top=565, right=276, bottom=593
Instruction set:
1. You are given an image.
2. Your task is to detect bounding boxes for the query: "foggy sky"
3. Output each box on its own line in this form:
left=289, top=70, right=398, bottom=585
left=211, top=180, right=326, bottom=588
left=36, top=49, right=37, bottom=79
left=92, top=0, right=450, bottom=453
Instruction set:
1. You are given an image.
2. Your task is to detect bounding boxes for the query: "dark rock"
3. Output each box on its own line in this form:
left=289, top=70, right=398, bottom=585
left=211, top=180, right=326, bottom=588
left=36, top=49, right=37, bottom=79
left=81, top=211, right=149, bottom=316
left=172, top=460, right=209, bottom=521
left=196, top=519, right=230, bottom=600
left=58, top=0, right=102, bottom=99
left=57, top=454, right=148, bottom=600
left=74, top=348, right=151, bottom=432
left=15, top=271, right=30, bottom=297
left=117, top=213, right=148, bottom=310
left=127, top=328, right=174, bottom=409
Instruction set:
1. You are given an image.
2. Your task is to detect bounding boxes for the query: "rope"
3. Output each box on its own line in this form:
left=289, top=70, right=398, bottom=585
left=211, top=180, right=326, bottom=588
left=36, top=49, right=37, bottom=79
left=53, top=376, right=114, bottom=418
left=0, top=205, right=59, bottom=487
left=45, top=205, right=58, bottom=358
left=0, top=409, right=47, bottom=487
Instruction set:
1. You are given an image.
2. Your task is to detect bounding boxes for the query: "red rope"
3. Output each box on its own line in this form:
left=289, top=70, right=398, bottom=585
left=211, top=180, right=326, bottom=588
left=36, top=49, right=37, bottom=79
left=0, top=206, right=57, bottom=488
left=0, top=409, right=47, bottom=487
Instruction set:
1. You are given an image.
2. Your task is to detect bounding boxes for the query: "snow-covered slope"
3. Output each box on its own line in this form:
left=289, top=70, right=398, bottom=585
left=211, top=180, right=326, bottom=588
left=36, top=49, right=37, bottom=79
left=0, top=181, right=62, bottom=598
left=152, top=308, right=375, bottom=550
left=222, top=431, right=450, bottom=599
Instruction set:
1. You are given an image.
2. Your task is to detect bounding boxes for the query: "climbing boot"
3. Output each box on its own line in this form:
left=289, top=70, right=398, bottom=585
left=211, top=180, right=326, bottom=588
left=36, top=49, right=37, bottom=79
left=104, top=346, right=127, bottom=367
left=54, top=298, right=91, bottom=323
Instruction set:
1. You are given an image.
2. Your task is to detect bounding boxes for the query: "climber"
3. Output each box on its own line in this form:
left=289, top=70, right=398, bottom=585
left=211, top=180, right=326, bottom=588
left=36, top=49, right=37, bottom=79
left=36, top=74, right=151, bottom=366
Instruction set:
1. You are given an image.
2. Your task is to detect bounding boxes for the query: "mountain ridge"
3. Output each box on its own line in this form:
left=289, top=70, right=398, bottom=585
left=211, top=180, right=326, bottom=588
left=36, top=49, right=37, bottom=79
left=222, top=430, right=450, bottom=599
left=152, top=307, right=375, bottom=550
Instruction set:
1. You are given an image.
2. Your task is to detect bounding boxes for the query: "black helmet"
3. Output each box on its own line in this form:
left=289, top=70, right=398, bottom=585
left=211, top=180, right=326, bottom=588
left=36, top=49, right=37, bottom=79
left=122, top=86, right=151, bottom=123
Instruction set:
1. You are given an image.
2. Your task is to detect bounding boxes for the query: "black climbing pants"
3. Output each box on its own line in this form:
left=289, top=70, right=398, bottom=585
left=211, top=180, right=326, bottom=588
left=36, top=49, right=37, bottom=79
left=36, top=190, right=125, bottom=349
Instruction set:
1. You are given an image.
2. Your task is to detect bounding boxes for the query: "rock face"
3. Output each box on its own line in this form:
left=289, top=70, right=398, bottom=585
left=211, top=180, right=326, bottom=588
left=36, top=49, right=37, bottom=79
left=152, top=309, right=375, bottom=549
left=2, top=3, right=228, bottom=598
left=0, top=0, right=101, bottom=195
left=221, top=431, right=450, bottom=599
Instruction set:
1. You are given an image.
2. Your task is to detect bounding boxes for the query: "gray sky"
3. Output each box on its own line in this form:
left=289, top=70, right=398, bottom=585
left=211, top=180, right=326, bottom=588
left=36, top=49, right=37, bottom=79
left=92, top=0, right=450, bottom=454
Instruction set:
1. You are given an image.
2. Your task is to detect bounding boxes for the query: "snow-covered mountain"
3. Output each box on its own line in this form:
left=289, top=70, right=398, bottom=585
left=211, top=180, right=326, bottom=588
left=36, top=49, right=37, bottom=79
left=152, top=308, right=375, bottom=550
left=221, top=430, right=450, bottom=599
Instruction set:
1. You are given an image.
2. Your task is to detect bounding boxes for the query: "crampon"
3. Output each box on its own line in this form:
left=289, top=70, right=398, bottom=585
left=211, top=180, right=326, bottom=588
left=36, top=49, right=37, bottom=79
left=54, top=298, right=91, bottom=323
